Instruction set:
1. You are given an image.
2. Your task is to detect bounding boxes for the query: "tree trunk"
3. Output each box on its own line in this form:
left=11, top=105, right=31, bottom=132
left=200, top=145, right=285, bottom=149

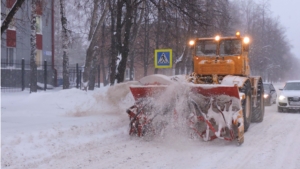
left=180, top=21, right=193, bottom=74
left=154, top=1, right=161, bottom=74
left=174, top=8, right=179, bottom=75
left=88, top=0, right=100, bottom=40
left=143, top=2, right=150, bottom=76
left=109, top=0, right=123, bottom=85
left=174, top=53, right=181, bottom=76
left=88, top=50, right=98, bottom=90
left=60, top=0, right=69, bottom=89
left=108, top=8, right=116, bottom=85
left=129, top=1, right=145, bottom=80
left=100, top=23, right=108, bottom=86
left=143, top=19, right=149, bottom=76
left=116, top=0, right=134, bottom=83
left=180, top=44, right=189, bottom=74
left=87, top=0, right=100, bottom=90
left=83, top=2, right=108, bottom=89
left=30, top=0, right=37, bottom=93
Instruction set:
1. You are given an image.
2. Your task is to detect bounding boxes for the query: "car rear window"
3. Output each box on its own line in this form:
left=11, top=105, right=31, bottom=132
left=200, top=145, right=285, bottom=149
left=263, top=84, right=270, bottom=90
left=284, top=82, right=300, bottom=90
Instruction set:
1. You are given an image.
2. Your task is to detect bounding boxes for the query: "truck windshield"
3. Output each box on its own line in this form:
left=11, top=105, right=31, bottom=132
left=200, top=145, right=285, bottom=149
left=195, top=40, right=217, bottom=56
left=220, top=39, right=242, bottom=56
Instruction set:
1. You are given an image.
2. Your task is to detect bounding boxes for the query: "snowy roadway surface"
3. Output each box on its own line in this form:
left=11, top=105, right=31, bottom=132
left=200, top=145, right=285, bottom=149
left=1, top=82, right=300, bottom=169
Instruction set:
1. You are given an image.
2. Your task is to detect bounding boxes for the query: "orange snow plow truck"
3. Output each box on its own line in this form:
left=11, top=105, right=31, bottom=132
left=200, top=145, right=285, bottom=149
left=126, top=32, right=264, bottom=145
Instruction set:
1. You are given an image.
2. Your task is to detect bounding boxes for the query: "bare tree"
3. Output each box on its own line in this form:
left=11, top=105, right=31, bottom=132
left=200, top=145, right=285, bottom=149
left=30, top=0, right=37, bottom=93
left=115, top=0, right=143, bottom=83
left=100, top=22, right=109, bottom=86
left=71, top=0, right=294, bottom=88
left=108, top=0, right=122, bottom=85
left=233, top=0, right=292, bottom=81
left=128, top=1, right=145, bottom=80
left=142, top=1, right=151, bottom=76
left=60, top=0, right=70, bottom=89
left=82, top=0, right=108, bottom=90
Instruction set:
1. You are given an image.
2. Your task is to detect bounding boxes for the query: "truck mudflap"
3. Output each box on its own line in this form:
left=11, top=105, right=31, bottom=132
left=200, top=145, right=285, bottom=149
left=126, top=75, right=244, bottom=145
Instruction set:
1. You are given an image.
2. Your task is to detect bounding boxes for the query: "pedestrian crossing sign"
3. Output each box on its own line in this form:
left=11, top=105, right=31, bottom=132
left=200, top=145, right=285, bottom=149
left=154, top=49, right=172, bottom=68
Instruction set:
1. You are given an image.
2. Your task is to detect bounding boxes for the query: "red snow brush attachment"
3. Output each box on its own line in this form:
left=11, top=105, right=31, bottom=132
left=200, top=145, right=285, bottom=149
left=126, top=74, right=244, bottom=145
left=188, top=85, right=244, bottom=145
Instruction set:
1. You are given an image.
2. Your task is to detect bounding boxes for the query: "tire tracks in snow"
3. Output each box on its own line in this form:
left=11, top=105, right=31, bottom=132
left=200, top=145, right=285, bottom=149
left=226, top=107, right=300, bottom=169
left=211, top=105, right=290, bottom=169
left=1, top=113, right=129, bottom=169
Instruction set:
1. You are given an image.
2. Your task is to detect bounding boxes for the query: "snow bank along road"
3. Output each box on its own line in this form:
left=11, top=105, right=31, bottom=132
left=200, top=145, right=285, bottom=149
left=1, top=84, right=300, bottom=169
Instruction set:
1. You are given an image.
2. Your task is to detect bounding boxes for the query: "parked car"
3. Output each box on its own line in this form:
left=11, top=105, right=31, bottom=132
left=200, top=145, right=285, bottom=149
left=263, top=82, right=277, bottom=106
left=277, top=81, right=300, bottom=112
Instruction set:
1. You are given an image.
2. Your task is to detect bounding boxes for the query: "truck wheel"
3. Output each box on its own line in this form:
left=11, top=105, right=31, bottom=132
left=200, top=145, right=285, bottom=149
left=240, top=79, right=252, bottom=132
left=277, top=106, right=283, bottom=112
left=252, top=78, right=265, bottom=122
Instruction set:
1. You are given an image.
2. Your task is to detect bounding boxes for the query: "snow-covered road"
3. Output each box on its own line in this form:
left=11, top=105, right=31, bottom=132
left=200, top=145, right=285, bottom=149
left=1, top=83, right=300, bottom=169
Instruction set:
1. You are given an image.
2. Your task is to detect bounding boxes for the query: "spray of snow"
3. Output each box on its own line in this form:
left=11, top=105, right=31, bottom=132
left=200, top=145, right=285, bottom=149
left=104, top=81, right=140, bottom=109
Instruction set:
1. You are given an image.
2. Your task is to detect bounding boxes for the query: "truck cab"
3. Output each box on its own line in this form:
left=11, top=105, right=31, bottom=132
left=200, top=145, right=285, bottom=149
left=188, top=32, right=251, bottom=84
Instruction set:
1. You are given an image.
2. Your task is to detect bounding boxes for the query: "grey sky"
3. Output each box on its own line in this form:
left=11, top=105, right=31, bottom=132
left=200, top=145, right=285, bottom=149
left=269, top=0, right=300, bottom=58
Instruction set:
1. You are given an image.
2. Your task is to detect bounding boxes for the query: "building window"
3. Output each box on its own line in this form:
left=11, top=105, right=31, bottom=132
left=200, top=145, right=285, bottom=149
left=6, top=47, right=16, bottom=67
left=36, top=0, right=43, bottom=15
left=125, top=68, right=135, bottom=80
left=36, top=16, right=42, bottom=34
left=35, top=49, right=42, bottom=68
left=6, top=29, right=16, bottom=47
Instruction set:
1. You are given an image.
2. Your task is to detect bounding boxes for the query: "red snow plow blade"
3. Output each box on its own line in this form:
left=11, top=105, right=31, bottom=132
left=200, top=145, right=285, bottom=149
left=129, top=85, right=168, bottom=101
left=126, top=78, right=244, bottom=145
left=130, top=85, right=240, bottom=100
left=190, top=85, right=240, bottom=98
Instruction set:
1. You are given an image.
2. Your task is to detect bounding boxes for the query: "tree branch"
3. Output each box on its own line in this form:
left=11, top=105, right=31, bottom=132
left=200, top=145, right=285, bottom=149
left=1, top=0, right=26, bottom=35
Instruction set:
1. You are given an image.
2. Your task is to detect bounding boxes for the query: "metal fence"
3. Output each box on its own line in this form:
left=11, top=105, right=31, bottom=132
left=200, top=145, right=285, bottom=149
left=2, top=59, right=31, bottom=92
left=0, top=59, right=99, bottom=92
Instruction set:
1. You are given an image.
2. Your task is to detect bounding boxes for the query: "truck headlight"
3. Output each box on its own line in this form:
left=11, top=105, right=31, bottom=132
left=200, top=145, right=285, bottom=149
left=189, top=40, right=195, bottom=46
left=263, top=94, right=269, bottom=98
left=243, top=37, right=250, bottom=44
left=278, top=95, right=286, bottom=101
